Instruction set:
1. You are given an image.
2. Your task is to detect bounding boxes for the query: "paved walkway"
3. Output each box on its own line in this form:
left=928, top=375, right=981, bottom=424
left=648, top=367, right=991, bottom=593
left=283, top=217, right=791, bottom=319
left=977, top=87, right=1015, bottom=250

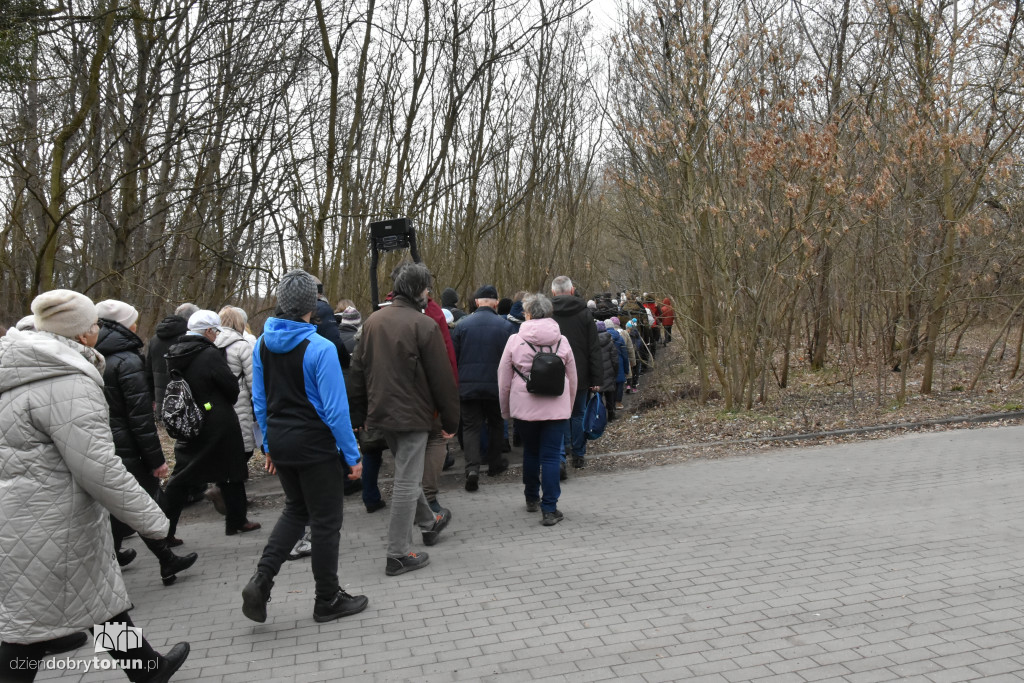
left=43, top=426, right=1024, bottom=682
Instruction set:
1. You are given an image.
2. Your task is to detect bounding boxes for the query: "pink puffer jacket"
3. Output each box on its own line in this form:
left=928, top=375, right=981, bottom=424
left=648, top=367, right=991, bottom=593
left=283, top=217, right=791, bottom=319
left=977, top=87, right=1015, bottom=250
left=498, top=318, right=578, bottom=422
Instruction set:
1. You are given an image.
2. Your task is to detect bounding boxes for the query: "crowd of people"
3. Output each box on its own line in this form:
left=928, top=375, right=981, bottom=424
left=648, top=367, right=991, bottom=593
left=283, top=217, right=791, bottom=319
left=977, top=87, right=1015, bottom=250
left=0, top=264, right=673, bottom=681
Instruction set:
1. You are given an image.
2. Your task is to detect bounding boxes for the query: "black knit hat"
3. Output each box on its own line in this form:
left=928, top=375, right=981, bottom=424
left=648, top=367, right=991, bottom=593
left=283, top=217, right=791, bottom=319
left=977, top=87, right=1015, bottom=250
left=277, top=269, right=318, bottom=317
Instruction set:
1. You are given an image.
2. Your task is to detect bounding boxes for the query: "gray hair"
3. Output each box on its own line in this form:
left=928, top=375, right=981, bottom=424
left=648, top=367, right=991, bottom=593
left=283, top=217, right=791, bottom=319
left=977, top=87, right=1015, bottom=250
left=550, top=276, right=573, bottom=296
left=391, top=262, right=433, bottom=301
left=175, top=302, right=200, bottom=319
left=522, top=293, right=553, bottom=320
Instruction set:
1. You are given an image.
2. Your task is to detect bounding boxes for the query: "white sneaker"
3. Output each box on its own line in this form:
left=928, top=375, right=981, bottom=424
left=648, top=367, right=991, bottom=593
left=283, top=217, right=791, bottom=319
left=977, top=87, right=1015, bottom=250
left=288, top=531, right=312, bottom=560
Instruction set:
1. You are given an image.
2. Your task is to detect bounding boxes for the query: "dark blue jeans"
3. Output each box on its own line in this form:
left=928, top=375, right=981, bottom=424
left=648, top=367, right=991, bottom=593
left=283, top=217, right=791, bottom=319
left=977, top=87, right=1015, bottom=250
left=563, top=391, right=587, bottom=458
left=518, top=419, right=566, bottom=513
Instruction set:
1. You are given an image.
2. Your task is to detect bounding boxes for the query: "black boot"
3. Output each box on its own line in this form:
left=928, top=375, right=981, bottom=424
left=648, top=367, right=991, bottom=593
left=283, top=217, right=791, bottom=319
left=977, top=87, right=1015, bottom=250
left=241, top=571, right=274, bottom=623
left=148, top=642, right=190, bottom=683
left=116, top=548, right=137, bottom=567
left=147, top=537, right=198, bottom=586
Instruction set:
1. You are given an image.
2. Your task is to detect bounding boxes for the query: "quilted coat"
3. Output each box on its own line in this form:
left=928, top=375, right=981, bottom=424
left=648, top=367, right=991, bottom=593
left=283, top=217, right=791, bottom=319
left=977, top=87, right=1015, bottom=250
left=216, top=328, right=256, bottom=453
left=597, top=331, right=617, bottom=392
left=0, top=328, right=169, bottom=644
left=96, top=319, right=165, bottom=471
left=164, top=334, right=248, bottom=484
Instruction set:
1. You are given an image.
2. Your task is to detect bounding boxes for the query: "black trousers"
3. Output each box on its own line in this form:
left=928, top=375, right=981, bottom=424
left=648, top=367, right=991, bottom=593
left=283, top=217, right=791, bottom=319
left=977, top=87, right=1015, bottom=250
left=256, top=458, right=345, bottom=601
left=460, top=398, right=504, bottom=474
left=1, top=612, right=159, bottom=682
left=161, top=479, right=247, bottom=536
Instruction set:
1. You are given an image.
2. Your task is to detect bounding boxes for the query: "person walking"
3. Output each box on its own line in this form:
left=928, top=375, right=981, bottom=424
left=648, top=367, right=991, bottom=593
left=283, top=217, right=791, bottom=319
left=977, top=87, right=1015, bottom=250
left=94, top=299, right=199, bottom=586
left=348, top=263, right=460, bottom=576
left=145, top=302, right=198, bottom=421
left=450, top=284, right=516, bottom=490
left=0, top=290, right=189, bottom=682
left=241, top=269, right=368, bottom=623
left=497, top=294, right=578, bottom=526
left=660, top=297, right=675, bottom=345
left=549, top=276, right=603, bottom=469
left=161, top=311, right=258, bottom=541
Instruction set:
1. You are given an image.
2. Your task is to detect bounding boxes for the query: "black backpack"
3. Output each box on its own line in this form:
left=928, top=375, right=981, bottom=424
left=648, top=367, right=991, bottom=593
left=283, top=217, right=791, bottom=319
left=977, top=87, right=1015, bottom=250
left=161, top=369, right=205, bottom=441
left=513, top=340, right=566, bottom=396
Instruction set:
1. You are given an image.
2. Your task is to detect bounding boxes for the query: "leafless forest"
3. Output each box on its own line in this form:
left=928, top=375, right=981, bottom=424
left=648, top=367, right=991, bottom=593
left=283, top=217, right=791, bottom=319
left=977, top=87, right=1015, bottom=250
left=2, top=0, right=1023, bottom=407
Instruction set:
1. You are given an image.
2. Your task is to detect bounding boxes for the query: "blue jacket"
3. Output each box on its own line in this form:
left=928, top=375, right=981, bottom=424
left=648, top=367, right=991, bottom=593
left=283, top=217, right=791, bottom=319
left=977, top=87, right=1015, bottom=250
left=253, top=318, right=361, bottom=467
left=450, top=307, right=516, bottom=399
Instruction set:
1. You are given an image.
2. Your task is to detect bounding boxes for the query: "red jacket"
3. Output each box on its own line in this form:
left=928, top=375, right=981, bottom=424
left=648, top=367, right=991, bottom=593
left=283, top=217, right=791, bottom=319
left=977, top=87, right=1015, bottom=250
left=659, top=298, right=675, bottom=327
left=643, top=302, right=660, bottom=327
left=425, top=297, right=458, bottom=385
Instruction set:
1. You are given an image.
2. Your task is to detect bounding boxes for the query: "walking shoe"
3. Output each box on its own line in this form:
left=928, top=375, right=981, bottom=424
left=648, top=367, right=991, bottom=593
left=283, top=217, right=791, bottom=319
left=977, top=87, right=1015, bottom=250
left=313, top=589, right=369, bottom=623
left=288, top=531, right=312, bottom=560
left=465, top=471, right=479, bottom=492
left=226, top=520, right=261, bottom=536
left=571, top=455, right=586, bottom=469
left=241, top=571, right=274, bottom=622
left=149, top=642, right=190, bottom=683
left=42, top=632, right=87, bottom=656
left=487, top=458, right=509, bottom=477
left=525, top=499, right=540, bottom=512
left=386, top=552, right=430, bottom=576
left=365, top=500, right=387, bottom=513
left=422, top=508, right=451, bottom=546
left=160, top=551, right=198, bottom=587
left=501, top=438, right=512, bottom=453
left=165, top=536, right=183, bottom=548
left=443, top=447, right=456, bottom=470
left=205, top=486, right=226, bottom=515
left=615, top=402, right=624, bottom=410
left=116, top=548, right=137, bottom=567
left=541, top=510, right=564, bottom=526
left=560, top=461, right=567, bottom=481
left=343, top=478, right=363, bottom=496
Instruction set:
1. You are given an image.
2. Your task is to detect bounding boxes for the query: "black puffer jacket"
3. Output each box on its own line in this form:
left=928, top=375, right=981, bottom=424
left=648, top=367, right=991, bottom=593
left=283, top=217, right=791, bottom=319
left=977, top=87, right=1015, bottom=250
left=551, top=295, right=603, bottom=396
left=597, top=331, right=616, bottom=393
left=315, top=298, right=351, bottom=369
left=96, top=320, right=165, bottom=471
left=165, top=335, right=248, bottom=484
left=145, top=315, right=188, bottom=413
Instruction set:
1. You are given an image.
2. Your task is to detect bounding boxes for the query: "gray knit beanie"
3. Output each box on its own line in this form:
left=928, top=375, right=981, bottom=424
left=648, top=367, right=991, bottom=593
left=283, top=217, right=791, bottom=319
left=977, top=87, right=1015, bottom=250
left=31, top=290, right=98, bottom=339
left=276, top=269, right=318, bottom=318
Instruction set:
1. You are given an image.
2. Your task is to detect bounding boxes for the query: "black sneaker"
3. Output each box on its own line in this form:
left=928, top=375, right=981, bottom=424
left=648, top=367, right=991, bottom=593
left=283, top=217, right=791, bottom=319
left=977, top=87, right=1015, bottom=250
left=465, top=471, right=479, bottom=492
left=241, top=571, right=274, bottom=622
left=572, top=455, right=586, bottom=469
left=525, top=499, right=540, bottom=512
left=559, top=461, right=568, bottom=481
left=542, top=510, right=564, bottom=526
left=487, top=458, right=509, bottom=477
left=386, top=552, right=430, bottom=576
left=313, top=590, right=369, bottom=623
left=422, top=508, right=451, bottom=546
left=366, top=500, right=387, bottom=513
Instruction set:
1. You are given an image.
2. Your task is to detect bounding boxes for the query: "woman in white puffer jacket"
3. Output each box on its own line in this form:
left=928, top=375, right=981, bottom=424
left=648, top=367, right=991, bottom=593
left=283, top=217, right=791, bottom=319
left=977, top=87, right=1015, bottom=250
left=216, top=306, right=256, bottom=456
left=0, top=289, right=189, bottom=681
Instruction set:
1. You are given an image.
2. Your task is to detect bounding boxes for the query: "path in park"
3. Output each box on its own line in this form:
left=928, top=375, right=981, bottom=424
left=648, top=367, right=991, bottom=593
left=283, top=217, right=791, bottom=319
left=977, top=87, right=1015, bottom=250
left=42, top=425, right=1024, bottom=682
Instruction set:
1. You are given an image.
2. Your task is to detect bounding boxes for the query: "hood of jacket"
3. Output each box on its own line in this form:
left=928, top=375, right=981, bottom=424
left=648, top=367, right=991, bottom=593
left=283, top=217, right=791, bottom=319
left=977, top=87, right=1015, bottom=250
left=96, top=320, right=143, bottom=357
left=0, top=328, right=103, bottom=393
left=441, top=287, right=460, bottom=308
left=552, top=295, right=587, bottom=316
left=260, top=317, right=318, bottom=354
left=516, top=318, right=563, bottom=347
left=507, top=300, right=525, bottom=323
left=214, top=327, right=245, bottom=350
left=165, top=334, right=212, bottom=372
left=155, top=315, right=188, bottom=340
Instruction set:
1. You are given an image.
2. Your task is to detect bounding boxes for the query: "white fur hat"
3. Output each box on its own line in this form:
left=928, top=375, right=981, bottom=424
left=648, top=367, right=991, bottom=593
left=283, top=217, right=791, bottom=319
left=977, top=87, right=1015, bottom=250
left=96, top=299, right=139, bottom=328
left=31, top=290, right=98, bottom=339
